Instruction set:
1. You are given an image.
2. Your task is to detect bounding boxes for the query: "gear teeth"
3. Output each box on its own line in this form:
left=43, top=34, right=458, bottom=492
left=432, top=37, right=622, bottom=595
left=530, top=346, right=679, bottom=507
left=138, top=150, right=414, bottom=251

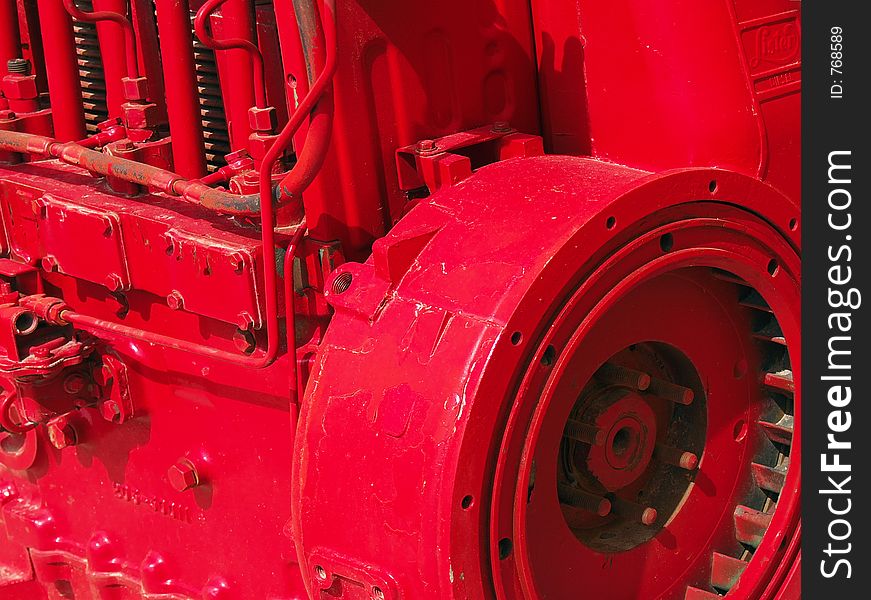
left=758, top=415, right=794, bottom=446
left=711, top=552, right=749, bottom=592
left=752, top=317, right=786, bottom=346
left=739, top=289, right=772, bottom=313
left=685, top=587, right=722, bottom=599
left=734, top=505, right=773, bottom=548
left=751, top=462, right=788, bottom=494
left=762, top=370, right=794, bottom=394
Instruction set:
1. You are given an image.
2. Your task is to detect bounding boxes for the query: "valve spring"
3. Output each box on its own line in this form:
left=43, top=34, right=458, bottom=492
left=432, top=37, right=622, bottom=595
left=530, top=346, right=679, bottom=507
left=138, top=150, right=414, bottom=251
left=191, top=13, right=231, bottom=172
left=73, top=0, right=110, bottom=134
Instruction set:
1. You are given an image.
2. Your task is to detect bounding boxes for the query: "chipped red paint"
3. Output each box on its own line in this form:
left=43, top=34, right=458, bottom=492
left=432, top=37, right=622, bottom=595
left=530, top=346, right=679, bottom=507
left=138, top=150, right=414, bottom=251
left=0, top=1, right=800, bottom=598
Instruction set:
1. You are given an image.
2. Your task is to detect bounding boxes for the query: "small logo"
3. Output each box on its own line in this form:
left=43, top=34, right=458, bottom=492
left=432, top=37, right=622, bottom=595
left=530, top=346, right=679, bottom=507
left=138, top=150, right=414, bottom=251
left=745, top=20, right=800, bottom=73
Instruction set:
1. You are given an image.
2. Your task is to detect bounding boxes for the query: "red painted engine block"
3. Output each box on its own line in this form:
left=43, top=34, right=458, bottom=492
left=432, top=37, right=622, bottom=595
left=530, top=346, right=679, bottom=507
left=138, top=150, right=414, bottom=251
left=0, top=1, right=800, bottom=599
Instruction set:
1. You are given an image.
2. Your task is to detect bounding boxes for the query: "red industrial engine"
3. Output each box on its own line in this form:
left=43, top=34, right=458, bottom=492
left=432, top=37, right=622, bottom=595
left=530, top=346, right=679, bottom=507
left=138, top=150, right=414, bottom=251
left=0, top=0, right=800, bottom=598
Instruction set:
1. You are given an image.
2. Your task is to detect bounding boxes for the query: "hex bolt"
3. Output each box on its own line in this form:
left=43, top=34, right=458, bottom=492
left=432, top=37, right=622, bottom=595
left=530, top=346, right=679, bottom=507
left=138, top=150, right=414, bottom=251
left=654, top=444, right=699, bottom=470
left=595, top=362, right=651, bottom=391
left=167, top=459, right=200, bottom=492
left=105, top=273, right=124, bottom=292
left=233, top=328, right=256, bottom=355
left=99, top=400, right=122, bottom=423
left=166, top=291, right=184, bottom=310
left=236, top=311, right=255, bottom=331
left=557, top=483, right=611, bottom=517
left=647, top=377, right=694, bottom=405
left=491, top=120, right=512, bottom=133
left=47, top=422, right=78, bottom=449
left=40, top=255, right=59, bottom=272
left=564, top=418, right=606, bottom=446
left=229, top=251, right=245, bottom=273
left=416, top=139, right=438, bottom=155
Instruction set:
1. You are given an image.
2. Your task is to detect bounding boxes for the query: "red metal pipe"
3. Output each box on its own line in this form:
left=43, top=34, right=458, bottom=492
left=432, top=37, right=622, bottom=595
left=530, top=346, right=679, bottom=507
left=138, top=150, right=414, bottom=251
left=153, top=0, right=207, bottom=178
left=0, top=0, right=22, bottom=68
left=0, top=130, right=258, bottom=213
left=35, top=0, right=87, bottom=140
left=63, top=0, right=138, bottom=79
left=194, top=0, right=266, bottom=110
left=276, top=0, right=334, bottom=206
left=284, top=221, right=307, bottom=402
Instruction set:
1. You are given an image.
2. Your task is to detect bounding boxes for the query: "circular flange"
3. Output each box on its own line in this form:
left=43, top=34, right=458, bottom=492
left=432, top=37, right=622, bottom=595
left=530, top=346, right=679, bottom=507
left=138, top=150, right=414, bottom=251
left=293, top=157, right=800, bottom=599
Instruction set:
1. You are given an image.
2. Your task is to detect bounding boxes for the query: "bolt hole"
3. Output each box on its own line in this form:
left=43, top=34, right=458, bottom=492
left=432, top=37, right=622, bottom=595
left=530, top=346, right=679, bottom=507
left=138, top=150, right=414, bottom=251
left=733, top=359, right=748, bottom=379
left=331, top=272, right=353, bottom=294
left=789, top=217, right=798, bottom=231
left=13, top=311, right=37, bottom=335
left=287, top=74, right=298, bottom=88
left=498, top=537, right=513, bottom=560
left=315, top=565, right=327, bottom=581
left=708, top=180, right=718, bottom=193
left=372, top=587, right=384, bottom=600
left=606, top=216, right=616, bottom=230
left=541, top=345, right=556, bottom=366
left=461, top=495, right=474, bottom=510
left=733, top=419, right=748, bottom=442
left=660, top=233, right=674, bottom=253
left=510, top=331, right=522, bottom=346
left=767, top=259, right=779, bottom=276
left=611, top=427, right=633, bottom=457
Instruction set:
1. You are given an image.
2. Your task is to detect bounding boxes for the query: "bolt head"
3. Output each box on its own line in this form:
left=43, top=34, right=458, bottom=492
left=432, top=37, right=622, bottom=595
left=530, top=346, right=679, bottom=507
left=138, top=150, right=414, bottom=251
left=416, top=139, right=438, bottom=154
left=47, top=423, right=77, bottom=449
left=167, top=460, right=199, bottom=492
left=99, top=400, right=122, bottom=423
left=105, top=273, right=124, bottom=292
left=229, top=252, right=245, bottom=273
left=40, top=256, right=59, bottom=272
left=233, top=328, right=256, bottom=354
left=166, top=291, right=184, bottom=310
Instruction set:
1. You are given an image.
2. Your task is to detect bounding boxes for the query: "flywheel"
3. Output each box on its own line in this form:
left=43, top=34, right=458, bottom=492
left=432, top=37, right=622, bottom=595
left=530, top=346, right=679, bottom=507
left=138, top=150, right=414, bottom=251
left=292, top=156, right=800, bottom=600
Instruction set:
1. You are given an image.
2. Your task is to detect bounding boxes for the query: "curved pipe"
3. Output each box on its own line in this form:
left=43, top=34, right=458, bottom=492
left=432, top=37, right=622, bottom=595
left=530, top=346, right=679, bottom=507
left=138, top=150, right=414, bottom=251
left=278, top=0, right=335, bottom=203
left=194, top=0, right=267, bottom=109
left=0, top=130, right=260, bottom=214
left=253, top=0, right=336, bottom=369
left=63, top=0, right=139, bottom=79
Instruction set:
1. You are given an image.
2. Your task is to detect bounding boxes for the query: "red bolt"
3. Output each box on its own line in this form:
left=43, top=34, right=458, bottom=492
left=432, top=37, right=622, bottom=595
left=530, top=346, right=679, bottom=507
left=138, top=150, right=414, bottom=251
left=229, top=252, right=245, bottom=273
left=233, top=328, right=256, bottom=354
left=167, top=459, right=199, bottom=492
left=63, top=373, right=87, bottom=395
left=40, top=255, right=59, bottom=272
left=47, top=422, right=77, bottom=449
left=99, top=400, right=122, bottom=423
left=166, top=291, right=184, bottom=310
left=105, top=273, right=124, bottom=292
left=236, top=311, right=255, bottom=331
left=416, top=139, right=438, bottom=154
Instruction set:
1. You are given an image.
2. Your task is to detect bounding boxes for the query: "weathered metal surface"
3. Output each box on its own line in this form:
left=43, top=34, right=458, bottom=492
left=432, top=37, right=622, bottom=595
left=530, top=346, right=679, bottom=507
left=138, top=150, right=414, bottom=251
left=0, top=1, right=801, bottom=599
